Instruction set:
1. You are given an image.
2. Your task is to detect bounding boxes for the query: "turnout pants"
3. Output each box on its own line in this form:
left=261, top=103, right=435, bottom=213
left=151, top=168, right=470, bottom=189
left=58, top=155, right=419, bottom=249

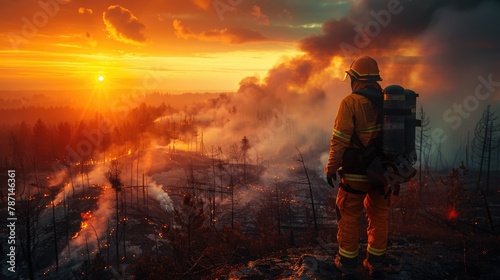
left=335, top=179, right=389, bottom=259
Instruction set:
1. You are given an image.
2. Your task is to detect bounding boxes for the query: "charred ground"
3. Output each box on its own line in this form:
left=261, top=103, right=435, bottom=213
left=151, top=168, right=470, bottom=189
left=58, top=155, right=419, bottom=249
left=1, top=150, right=499, bottom=280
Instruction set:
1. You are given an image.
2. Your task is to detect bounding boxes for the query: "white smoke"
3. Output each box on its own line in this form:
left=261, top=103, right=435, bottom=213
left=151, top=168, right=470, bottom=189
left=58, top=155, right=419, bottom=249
left=51, top=162, right=109, bottom=205
left=147, top=179, right=174, bottom=212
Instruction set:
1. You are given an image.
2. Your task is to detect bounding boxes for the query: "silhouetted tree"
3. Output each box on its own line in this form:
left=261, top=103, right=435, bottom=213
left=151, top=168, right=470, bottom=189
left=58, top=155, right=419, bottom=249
left=295, top=147, right=318, bottom=236
left=51, top=201, right=59, bottom=271
left=472, top=105, right=499, bottom=192
left=17, top=189, right=45, bottom=280
left=55, top=121, right=72, bottom=160
left=173, top=194, right=207, bottom=266
left=241, top=136, right=250, bottom=182
left=31, top=118, right=51, bottom=182
left=105, top=160, right=123, bottom=269
left=210, top=146, right=218, bottom=225
left=228, top=143, right=240, bottom=164
left=8, top=131, right=28, bottom=196
left=274, top=178, right=281, bottom=236
left=416, top=106, right=431, bottom=202
left=73, top=253, right=110, bottom=280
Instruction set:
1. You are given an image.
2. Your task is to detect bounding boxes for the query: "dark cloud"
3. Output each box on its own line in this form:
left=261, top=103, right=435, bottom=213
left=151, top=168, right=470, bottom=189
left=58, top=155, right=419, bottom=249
left=103, top=5, right=147, bottom=45
left=299, top=0, right=500, bottom=61
left=420, top=2, right=500, bottom=77
left=241, top=0, right=350, bottom=27
left=173, top=19, right=268, bottom=44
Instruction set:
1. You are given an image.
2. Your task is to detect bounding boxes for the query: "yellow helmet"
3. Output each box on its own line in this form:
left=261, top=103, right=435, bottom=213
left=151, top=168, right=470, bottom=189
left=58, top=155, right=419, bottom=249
left=343, top=56, right=383, bottom=81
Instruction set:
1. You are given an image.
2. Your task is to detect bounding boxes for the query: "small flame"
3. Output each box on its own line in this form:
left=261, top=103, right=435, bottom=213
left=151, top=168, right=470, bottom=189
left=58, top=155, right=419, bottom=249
left=72, top=211, right=92, bottom=239
left=128, top=149, right=132, bottom=155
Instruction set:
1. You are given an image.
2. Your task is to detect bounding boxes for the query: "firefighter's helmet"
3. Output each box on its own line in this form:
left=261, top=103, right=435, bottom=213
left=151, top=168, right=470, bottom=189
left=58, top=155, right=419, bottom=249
left=343, top=56, right=383, bottom=82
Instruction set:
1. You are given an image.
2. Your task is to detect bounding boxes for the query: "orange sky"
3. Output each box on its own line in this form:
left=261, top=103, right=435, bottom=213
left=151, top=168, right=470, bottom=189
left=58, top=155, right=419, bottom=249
left=1, top=0, right=499, bottom=96
left=0, top=0, right=349, bottom=91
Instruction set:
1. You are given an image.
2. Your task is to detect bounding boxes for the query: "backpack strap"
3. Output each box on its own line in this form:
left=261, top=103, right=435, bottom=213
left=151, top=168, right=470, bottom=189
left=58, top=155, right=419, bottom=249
left=350, top=128, right=365, bottom=150
left=350, top=87, right=383, bottom=151
left=352, top=88, right=383, bottom=112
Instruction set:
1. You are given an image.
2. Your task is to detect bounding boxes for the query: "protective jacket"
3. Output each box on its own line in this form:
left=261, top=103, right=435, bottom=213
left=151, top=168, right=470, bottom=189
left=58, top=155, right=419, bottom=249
left=324, top=80, right=383, bottom=182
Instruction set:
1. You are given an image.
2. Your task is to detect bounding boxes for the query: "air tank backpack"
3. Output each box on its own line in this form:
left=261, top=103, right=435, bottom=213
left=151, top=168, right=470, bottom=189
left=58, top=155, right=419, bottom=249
left=351, top=85, right=421, bottom=196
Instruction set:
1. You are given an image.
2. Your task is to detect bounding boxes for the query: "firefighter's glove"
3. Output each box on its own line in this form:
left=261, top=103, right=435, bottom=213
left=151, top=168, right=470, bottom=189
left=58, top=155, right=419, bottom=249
left=327, top=174, right=336, bottom=188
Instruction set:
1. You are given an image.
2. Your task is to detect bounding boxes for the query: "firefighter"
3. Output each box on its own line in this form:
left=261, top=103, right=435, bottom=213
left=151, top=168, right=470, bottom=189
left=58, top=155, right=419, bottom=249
left=325, top=56, right=388, bottom=279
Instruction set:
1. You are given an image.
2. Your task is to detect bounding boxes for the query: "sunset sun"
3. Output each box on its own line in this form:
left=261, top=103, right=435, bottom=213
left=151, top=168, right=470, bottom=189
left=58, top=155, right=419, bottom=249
left=98, top=75, right=105, bottom=82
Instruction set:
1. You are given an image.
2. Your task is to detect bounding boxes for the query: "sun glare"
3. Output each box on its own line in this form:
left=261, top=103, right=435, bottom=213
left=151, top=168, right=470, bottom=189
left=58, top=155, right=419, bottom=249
left=98, top=75, right=104, bottom=82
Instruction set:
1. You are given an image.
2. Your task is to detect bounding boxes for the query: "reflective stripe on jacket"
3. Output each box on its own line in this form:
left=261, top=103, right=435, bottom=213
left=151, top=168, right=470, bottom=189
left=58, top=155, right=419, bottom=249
left=325, top=82, right=382, bottom=177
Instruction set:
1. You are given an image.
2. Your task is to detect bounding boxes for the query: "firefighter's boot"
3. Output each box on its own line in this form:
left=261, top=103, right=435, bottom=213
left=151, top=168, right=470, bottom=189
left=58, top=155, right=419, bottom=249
left=334, top=254, right=357, bottom=279
left=363, top=253, right=385, bottom=278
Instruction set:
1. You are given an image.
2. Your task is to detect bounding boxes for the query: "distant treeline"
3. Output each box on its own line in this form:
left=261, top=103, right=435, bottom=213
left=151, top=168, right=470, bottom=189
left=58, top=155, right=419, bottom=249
left=0, top=101, right=208, bottom=172
left=0, top=91, right=224, bottom=111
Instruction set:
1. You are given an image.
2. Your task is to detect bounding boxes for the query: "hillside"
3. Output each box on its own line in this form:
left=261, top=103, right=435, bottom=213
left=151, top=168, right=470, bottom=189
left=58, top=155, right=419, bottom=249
left=209, top=222, right=500, bottom=280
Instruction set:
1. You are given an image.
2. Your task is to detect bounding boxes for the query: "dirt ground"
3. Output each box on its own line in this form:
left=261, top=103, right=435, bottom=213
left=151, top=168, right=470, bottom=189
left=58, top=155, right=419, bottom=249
left=207, top=185, right=500, bottom=280
left=206, top=220, right=500, bottom=280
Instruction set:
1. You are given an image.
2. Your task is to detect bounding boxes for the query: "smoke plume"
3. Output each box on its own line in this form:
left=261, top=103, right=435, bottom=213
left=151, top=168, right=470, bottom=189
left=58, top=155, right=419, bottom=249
left=147, top=179, right=174, bottom=212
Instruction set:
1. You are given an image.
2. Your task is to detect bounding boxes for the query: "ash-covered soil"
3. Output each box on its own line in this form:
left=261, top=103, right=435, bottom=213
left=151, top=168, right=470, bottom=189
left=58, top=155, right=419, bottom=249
left=207, top=225, right=500, bottom=280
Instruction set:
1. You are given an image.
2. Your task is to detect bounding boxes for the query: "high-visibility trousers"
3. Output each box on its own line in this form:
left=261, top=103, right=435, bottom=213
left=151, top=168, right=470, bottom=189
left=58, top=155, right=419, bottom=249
left=335, top=179, right=389, bottom=259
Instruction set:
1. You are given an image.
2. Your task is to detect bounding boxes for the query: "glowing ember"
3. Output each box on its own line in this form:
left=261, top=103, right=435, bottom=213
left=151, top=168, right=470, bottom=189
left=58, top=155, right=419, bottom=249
left=447, top=207, right=458, bottom=220
left=81, top=210, right=92, bottom=220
